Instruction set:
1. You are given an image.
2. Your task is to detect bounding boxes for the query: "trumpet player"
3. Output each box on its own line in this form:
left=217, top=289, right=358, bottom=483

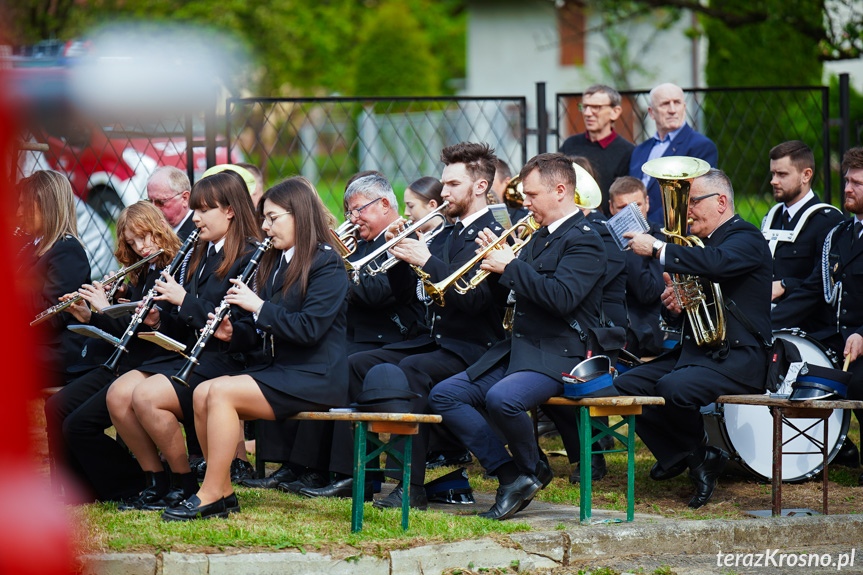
left=621, top=168, right=771, bottom=509
left=430, top=153, right=607, bottom=521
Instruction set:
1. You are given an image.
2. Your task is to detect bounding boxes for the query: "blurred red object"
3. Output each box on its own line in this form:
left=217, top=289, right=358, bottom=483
left=0, top=68, right=74, bottom=575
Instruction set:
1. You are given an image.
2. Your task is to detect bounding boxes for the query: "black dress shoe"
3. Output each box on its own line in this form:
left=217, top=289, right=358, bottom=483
left=650, top=458, right=688, bottom=481
left=277, top=471, right=328, bottom=494
left=224, top=493, right=240, bottom=514
left=858, top=471, right=863, bottom=486
left=162, top=495, right=229, bottom=521
left=118, top=484, right=169, bottom=511
left=373, top=482, right=428, bottom=510
left=478, top=474, right=542, bottom=521
left=426, top=450, right=473, bottom=470
left=832, top=439, right=860, bottom=469
left=240, top=465, right=297, bottom=489
left=141, top=486, right=185, bottom=511
left=189, top=456, right=207, bottom=481
left=687, top=446, right=729, bottom=509
left=230, top=459, right=255, bottom=483
left=299, top=477, right=373, bottom=501
left=569, top=453, right=608, bottom=484
left=519, top=460, right=553, bottom=512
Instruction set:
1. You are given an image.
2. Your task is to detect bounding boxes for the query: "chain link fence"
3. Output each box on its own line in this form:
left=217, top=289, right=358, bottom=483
left=226, top=97, right=527, bottom=215
left=556, top=87, right=830, bottom=224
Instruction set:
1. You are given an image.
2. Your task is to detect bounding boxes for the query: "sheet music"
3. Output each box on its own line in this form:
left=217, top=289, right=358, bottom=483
left=606, top=202, right=650, bottom=251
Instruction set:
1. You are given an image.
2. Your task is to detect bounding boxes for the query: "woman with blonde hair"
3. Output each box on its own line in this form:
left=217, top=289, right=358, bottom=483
left=18, top=170, right=91, bottom=387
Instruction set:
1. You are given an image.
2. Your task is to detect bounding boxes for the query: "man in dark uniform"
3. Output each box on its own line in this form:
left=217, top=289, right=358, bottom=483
left=608, top=176, right=665, bottom=358
left=146, top=167, right=195, bottom=239
left=430, top=152, right=607, bottom=520
left=342, top=142, right=508, bottom=509
left=621, top=169, right=772, bottom=508
left=772, top=147, right=863, bottom=483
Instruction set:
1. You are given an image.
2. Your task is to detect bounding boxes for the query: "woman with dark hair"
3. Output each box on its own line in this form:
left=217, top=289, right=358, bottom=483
left=161, top=176, right=349, bottom=521
left=18, top=170, right=92, bottom=387
left=106, top=170, right=262, bottom=510
left=403, top=176, right=446, bottom=234
left=46, top=201, right=181, bottom=502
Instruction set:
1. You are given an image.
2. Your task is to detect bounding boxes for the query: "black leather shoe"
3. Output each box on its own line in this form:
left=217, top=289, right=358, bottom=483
left=230, top=459, right=255, bottom=483
left=277, top=471, right=328, bottom=495
left=519, top=460, right=553, bottom=512
left=141, top=486, right=185, bottom=511
left=650, top=458, right=688, bottom=481
left=426, top=450, right=473, bottom=470
left=118, top=484, right=169, bottom=511
left=240, top=465, right=297, bottom=489
left=687, top=446, right=729, bottom=509
left=569, top=453, right=608, bottom=484
left=832, top=439, right=860, bottom=469
left=189, top=456, right=207, bottom=481
left=299, top=477, right=373, bottom=501
left=858, top=471, right=863, bottom=486
left=162, top=495, right=229, bottom=521
left=478, top=474, right=542, bottom=521
left=373, top=482, right=428, bottom=510
left=224, top=493, right=240, bottom=514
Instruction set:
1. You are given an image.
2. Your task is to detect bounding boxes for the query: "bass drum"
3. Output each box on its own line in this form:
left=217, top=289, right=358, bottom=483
left=702, top=329, right=850, bottom=482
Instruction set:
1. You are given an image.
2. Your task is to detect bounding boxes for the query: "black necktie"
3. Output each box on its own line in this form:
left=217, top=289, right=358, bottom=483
left=531, top=226, right=550, bottom=257
left=272, top=257, right=284, bottom=290
left=199, top=244, right=217, bottom=279
left=444, top=222, right=464, bottom=263
left=781, top=210, right=792, bottom=230
left=853, top=221, right=863, bottom=249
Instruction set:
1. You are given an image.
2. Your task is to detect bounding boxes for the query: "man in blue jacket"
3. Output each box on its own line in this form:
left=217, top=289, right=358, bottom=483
left=630, top=83, right=718, bottom=224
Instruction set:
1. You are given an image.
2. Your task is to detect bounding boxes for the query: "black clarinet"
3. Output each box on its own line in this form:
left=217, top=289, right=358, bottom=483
left=101, top=229, right=200, bottom=374
left=171, top=238, right=274, bottom=387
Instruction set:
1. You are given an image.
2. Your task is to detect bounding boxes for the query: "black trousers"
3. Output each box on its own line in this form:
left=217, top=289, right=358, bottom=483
left=327, top=345, right=467, bottom=485
left=613, top=353, right=763, bottom=468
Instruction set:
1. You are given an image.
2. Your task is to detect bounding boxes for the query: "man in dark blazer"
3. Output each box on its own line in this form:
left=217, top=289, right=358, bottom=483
left=342, top=142, right=508, bottom=510
left=773, top=147, right=863, bottom=484
left=621, top=169, right=771, bottom=508
left=147, top=166, right=195, bottom=239
left=430, top=153, right=607, bottom=520
left=629, top=83, right=718, bottom=224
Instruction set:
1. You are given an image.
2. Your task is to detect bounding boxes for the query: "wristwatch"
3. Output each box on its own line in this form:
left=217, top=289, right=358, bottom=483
left=651, top=239, right=665, bottom=258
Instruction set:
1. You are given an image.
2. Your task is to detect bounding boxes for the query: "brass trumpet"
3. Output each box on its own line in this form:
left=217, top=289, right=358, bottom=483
left=30, top=249, right=164, bottom=326
left=418, top=213, right=539, bottom=306
left=347, top=201, right=450, bottom=281
left=331, top=221, right=360, bottom=259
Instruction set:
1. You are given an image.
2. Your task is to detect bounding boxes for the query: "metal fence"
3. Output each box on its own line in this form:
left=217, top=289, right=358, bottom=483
left=225, top=96, right=527, bottom=214
left=556, top=87, right=831, bottom=223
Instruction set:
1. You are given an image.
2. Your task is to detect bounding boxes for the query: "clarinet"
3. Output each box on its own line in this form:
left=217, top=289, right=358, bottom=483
left=101, top=229, right=200, bottom=374
left=171, top=237, right=274, bottom=387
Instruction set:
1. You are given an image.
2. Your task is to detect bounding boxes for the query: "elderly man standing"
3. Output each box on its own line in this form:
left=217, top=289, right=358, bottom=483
left=630, top=83, right=718, bottom=224
left=146, top=166, right=195, bottom=239
left=560, top=84, right=634, bottom=215
left=621, top=169, right=771, bottom=508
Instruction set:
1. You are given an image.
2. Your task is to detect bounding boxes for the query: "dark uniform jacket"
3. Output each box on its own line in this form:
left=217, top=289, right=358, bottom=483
left=229, top=244, right=349, bottom=408
left=773, top=218, right=863, bottom=344
left=385, top=209, right=507, bottom=365
left=624, top=222, right=665, bottom=356
left=585, top=210, right=627, bottom=330
left=663, top=215, right=772, bottom=384
left=346, top=234, right=424, bottom=350
left=467, top=210, right=606, bottom=381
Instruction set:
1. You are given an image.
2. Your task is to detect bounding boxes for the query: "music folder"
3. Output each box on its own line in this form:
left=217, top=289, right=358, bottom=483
left=606, top=202, right=650, bottom=251
left=67, top=324, right=121, bottom=347
left=138, top=331, right=187, bottom=354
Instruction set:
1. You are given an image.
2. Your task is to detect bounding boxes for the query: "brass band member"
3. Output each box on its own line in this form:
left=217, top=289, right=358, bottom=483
left=621, top=169, right=771, bottom=509
left=430, top=153, right=607, bottom=520
left=18, top=170, right=91, bottom=387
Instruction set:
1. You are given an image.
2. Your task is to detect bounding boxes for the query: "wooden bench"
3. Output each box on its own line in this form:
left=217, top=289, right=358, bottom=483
left=717, top=394, right=863, bottom=517
left=285, top=411, right=442, bottom=532
left=542, top=396, right=664, bottom=524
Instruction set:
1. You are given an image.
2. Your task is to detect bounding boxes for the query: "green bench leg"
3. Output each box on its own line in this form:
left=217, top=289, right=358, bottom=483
left=401, top=436, right=412, bottom=531
left=578, top=406, right=592, bottom=523
left=351, top=421, right=369, bottom=533
left=625, top=414, right=635, bottom=522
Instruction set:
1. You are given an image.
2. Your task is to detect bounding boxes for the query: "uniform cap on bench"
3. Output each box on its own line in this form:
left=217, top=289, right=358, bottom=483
left=351, top=364, right=421, bottom=413
left=424, top=467, right=474, bottom=505
left=789, top=363, right=850, bottom=401
left=562, top=355, right=619, bottom=398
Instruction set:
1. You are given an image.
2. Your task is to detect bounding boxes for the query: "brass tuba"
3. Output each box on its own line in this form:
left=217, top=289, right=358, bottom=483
left=641, top=156, right=726, bottom=349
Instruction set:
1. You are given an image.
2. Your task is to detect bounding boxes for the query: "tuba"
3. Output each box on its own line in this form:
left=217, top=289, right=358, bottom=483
left=641, top=156, right=725, bottom=349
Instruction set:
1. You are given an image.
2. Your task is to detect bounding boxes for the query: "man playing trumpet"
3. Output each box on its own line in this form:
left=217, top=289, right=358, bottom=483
left=621, top=167, right=771, bottom=509
left=430, top=153, right=607, bottom=520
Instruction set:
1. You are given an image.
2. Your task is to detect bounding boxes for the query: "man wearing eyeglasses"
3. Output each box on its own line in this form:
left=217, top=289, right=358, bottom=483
left=559, top=84, right=634, bottom=216
left=630, top=83, right=718, bottom=224
left=621, top=169, right=772, bottom=509
left=146, top=166, right=195, bottom=239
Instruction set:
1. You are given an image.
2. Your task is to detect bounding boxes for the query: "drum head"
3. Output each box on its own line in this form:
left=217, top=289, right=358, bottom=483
left=707, top=330, right=849, bottom=482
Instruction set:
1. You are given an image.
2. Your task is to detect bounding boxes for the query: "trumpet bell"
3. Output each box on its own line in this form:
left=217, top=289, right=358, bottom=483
left=572, top=162, right=602, bottom=210
left=503, top=175, right=524, bottom=209
left=641, top=156, right=711, bottom=181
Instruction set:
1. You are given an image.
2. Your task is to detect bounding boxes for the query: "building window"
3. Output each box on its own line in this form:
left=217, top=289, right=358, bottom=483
left=558, top=0, right=586, bottom=67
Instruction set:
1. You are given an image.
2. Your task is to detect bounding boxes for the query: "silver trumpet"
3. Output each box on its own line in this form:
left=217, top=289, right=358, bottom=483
left=348, top=201, right=450, bottom=281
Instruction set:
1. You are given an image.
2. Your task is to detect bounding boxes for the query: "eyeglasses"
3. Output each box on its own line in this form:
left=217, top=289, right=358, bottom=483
left=689, top=192, right=720, bottom=206
left=578, top=103, right=613, bottom=113
left=344, top=197, right=382, bottom=220
left=263, top=210, right=292, bottom=226
left=149, top=191, right=185, bottom=208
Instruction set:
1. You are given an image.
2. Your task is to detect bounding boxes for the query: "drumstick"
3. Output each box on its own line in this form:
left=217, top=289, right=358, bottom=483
left=843, top=354, right=851, bottom=372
